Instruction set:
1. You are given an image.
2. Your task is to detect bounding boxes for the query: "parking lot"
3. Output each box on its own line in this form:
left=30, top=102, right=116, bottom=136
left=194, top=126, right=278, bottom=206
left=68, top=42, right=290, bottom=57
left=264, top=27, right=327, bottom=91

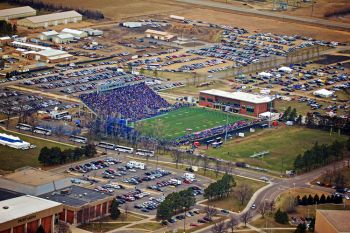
left=65, top=153, right=213, bottom=215
left=0, top=88, right=77, bottom=117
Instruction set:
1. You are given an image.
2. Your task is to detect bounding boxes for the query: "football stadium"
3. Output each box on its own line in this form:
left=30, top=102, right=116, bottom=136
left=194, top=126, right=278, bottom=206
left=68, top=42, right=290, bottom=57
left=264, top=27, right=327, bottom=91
left=79, top=82, right=259, bottom=143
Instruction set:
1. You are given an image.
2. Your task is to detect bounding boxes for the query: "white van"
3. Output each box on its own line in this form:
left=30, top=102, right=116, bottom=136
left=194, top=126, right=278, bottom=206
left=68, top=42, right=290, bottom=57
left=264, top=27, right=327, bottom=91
left=126, top=161, right=146, bottom=170
left=183, top=172, right=196, bottom=181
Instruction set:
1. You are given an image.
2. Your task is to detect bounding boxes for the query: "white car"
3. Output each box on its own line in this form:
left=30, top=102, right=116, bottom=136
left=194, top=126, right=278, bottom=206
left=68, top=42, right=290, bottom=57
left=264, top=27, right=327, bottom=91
left=251, top=204, right=256, bottom=209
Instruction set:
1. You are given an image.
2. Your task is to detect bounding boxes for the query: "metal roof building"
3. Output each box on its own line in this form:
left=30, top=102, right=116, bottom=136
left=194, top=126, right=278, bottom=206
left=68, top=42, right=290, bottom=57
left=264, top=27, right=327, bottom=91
left=0, top=195, right=62, bottom=233
left=17, top=10, right=82, bottom=28
left=0, top=6, right=36, bottom=20
left=199, top=89, right=274, bottom=117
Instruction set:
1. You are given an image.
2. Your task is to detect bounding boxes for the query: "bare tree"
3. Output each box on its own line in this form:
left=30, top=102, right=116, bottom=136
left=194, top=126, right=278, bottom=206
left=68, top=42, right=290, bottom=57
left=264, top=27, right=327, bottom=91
left=204, top=205, right=218, bottom=221
left=226, top=214, right=239, bottom=233
left=215, top=159, right=221, bottom=178
left=171, top=150, right=182, bottom=169
left=258, top=201, right=269, bottom=218
left=268, top=200, right=275, bottom=212
left=202, top=155, right=209, bottom=175
left=235, top=183, right=253, bottom=206
left=211, top=220, right=226, bottom=233
left=240, top=210, right=252, bottom=227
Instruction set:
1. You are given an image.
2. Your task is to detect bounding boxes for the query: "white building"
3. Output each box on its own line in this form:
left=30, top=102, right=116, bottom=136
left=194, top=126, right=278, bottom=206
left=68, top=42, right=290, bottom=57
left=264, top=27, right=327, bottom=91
left=52, top=33, right=75, bottom=44
left=81, top=28, right=103, bottom=36
left=35, top=49, right=73, bottom=63
left=61, top=28, right=87, bottom=38
left=39, top=30, right=59, bottom=41
left=0, top=133, right=30, bottom=149
left=123, top=22, right=142, bottom=28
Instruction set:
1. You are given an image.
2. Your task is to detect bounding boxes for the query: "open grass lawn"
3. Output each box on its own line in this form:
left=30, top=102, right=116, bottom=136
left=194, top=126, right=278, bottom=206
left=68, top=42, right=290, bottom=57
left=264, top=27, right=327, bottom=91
left=137, top=107, right=248, bottom=140
left=251, top=214, right=292, bottom=229
left=203, top=176, right=266, bottom=212
left=202, top=126, right=348, bottom=172
left=131, top=222, right=165, bottom=231
left=79, top=222, right=128, bottom=232
left=0, top=129, right=74, bottom=171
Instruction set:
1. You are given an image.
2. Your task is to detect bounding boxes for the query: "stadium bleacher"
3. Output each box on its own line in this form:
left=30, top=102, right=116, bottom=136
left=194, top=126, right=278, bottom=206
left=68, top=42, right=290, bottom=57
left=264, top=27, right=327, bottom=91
left=80, top=82, right=170, bottom=121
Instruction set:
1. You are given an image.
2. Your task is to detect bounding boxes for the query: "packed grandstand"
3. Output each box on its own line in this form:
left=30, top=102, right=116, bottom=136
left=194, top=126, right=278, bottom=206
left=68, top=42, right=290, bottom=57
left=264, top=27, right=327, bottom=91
left=80, top=82, right=171, bottom=121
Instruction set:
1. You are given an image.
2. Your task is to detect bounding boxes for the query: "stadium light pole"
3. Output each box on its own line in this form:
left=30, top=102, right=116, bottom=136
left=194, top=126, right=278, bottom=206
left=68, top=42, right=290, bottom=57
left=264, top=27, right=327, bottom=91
left=224, top=113, right=228, bottom=143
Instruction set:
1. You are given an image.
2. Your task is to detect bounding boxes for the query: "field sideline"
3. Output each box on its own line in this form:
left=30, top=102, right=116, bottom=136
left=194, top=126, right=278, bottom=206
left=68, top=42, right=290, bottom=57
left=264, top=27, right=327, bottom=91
left=137, top=107, right=249, bottom=140
left=201, top=126, right=348, bottom=172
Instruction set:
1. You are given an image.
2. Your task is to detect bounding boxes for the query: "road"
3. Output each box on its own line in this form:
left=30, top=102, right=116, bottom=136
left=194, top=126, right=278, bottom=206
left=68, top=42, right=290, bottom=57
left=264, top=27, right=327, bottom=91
left=176, top=0, right=350, bottom=31
left=194, top=160, right=347, bottom=233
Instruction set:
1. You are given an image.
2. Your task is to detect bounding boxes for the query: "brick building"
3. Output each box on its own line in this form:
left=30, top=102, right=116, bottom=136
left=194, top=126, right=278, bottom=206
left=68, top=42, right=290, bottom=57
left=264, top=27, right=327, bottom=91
left=0, top=189, right=62, bottom=233
left=199, top=89, right=274, bottom=117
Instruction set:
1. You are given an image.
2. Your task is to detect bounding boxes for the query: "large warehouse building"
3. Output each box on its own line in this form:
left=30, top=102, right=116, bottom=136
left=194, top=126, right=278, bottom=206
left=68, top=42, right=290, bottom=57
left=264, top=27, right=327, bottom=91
left=199, top=89, right=274, bottom=117
left=0, top=6, right=36, bottom=20
left=0, top=189, right=62, bottom=233
left=17, top=11, right=82, bottom=28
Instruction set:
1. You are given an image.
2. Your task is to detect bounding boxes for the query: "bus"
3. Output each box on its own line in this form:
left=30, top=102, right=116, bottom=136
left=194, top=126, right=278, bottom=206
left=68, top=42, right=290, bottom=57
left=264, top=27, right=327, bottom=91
left=33, top=127, right=52, bottom=136
left=50, top=111, right=70, bottom=120
left=136, top=149, right=154, bottom=157
left=69, top=135, right=88, bottom=144
left=16, top=123, right=32, bottom=131
left=115, top=145, right=134, bottom=154
left=97, top=142, right=115, bottom=150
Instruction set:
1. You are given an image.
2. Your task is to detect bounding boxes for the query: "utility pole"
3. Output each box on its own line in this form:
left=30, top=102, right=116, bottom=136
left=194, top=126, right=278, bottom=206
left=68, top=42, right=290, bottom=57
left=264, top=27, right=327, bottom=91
left=311, top=0, right=315, bottom=17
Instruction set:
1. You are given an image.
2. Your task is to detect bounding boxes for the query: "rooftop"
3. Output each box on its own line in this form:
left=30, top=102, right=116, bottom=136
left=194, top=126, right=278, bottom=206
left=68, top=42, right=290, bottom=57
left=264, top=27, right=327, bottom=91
left=55, top=33, right=74, bottom=39
left=40, top=185, right=113, bottom=207
left=145, top=29, right=169, bottom=36
left=1, top=167, right=68, bottom=186
left=0, top=188, right=23, bottom=202
left=41, top=30, right=59, bottom=36
left=22, top=11, right=81, bottom=24
left=0, top=6, right=35, bottom=18
left=37, top=49, right=68, bottom=57
left=200, top=89, right=274, bottom=104
left=62, top=28, right=85, bottom=35
left=317, top=210, right=350, bottom=232
left=0, top=195, right=61, bottom=224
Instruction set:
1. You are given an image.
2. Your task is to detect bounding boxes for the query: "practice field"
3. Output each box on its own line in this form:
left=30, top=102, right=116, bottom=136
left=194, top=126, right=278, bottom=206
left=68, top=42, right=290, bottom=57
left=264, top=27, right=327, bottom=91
left=0, top=129, right=74, bottom=172
left=202, top=126, right=348, bottom=172
left=137, top=107, right=249, bottom=140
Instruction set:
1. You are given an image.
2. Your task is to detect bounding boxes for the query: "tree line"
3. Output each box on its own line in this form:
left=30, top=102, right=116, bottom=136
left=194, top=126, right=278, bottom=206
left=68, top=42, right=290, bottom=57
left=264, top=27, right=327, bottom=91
left=293, top=139, right=349, bottom=172
left=306, top=112, right=350, bottom=135
left=296, top=193, right=343, bottom=206
left=156, top=189, right=196, bottom=220
left=0, top=20, right=16, bottom=36
left=204, top=174, right=236, bottom=201
left=7, top=0, right=105, bottom=20
left=280, top=106, right=300, bottom=123
left=38, top=144, right=96, bottom=165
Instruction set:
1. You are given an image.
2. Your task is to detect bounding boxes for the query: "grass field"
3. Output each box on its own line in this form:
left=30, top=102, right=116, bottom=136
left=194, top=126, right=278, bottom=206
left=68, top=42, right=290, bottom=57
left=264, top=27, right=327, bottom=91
left=203, top=176, right=266, bottom=212
left=0, top=129, right=74, bottom=171
left=201, top=126, right=348, bottom=172
left=137, top=107, right=248, bottom=140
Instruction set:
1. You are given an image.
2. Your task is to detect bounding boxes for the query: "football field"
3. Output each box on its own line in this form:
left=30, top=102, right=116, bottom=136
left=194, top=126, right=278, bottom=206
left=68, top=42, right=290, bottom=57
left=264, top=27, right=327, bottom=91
left=137, top=107, right=248, bottom=140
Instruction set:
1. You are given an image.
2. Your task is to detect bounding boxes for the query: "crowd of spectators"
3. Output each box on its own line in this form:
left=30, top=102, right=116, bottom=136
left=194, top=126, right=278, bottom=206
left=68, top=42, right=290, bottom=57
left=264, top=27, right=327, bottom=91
left=176, top=119, right=262, bottom=144
left=80, top=82, right=170, bottom=121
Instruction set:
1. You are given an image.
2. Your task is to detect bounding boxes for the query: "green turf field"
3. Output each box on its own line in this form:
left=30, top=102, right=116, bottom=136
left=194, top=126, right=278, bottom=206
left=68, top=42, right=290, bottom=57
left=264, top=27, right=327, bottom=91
left=202, top=126, right=348, bottom=172
left=137, top=107, right=248, bottom=140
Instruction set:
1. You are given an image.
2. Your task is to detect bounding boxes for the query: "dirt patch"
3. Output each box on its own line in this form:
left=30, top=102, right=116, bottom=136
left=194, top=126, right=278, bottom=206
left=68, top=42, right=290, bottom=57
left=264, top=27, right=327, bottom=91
left=40, top=0, right=188, bottom=20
